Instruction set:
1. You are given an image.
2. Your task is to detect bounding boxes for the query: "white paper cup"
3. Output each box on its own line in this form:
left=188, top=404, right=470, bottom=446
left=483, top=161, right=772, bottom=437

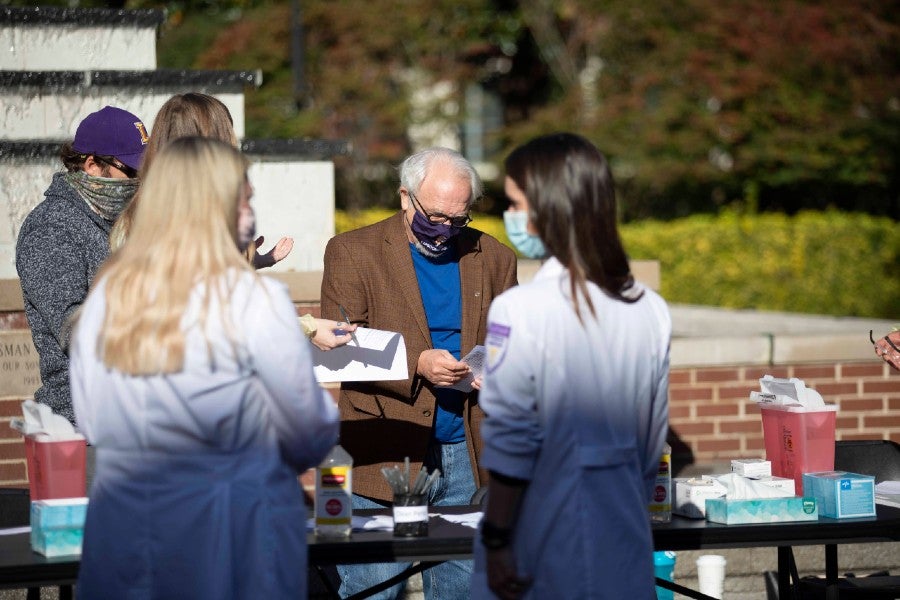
left=696, top=554, right=726, bottom=599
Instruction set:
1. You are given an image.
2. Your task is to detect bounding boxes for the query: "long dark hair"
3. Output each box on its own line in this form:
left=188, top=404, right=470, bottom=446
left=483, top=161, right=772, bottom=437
left=504, top=132, right=641, bottom=320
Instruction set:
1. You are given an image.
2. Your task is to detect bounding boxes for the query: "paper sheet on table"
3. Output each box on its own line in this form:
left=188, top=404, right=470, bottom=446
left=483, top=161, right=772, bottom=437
left=875, top=481, right=900, bottom=508
left=438, top=511, right=483, bottom=529
left=437, top=345, right=485, bottom=393
left=313, top=327, right=408, bottom=383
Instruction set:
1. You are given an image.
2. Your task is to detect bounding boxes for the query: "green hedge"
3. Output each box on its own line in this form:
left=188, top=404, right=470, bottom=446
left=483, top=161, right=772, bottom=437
left=336, top=209, right=899, bottom=319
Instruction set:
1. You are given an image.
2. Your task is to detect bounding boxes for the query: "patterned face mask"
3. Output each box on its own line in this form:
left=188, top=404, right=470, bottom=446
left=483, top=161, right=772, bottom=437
left=408, top=209, right=460, bottom=257
left=66, top=170, right=139, bottom=222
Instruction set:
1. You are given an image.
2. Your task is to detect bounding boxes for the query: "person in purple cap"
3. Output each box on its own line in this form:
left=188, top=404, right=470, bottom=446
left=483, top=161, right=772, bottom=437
left=16, top=105, right=148, bottom=427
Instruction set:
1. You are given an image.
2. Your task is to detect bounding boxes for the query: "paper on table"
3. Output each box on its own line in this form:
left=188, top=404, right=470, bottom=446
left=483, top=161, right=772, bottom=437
left=875, top=481, right=900, bottom=509
left=313, top=327, right=408, bottom=383
left=438, top=345, right=485, bottom=393
left=438, top=511, right=483, bottom=529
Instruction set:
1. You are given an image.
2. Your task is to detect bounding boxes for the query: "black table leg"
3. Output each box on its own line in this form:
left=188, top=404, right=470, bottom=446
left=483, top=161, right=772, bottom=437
left=824, top=544, right=839, bottom=600
left=315, top=565, right=341, bottom=600
left=778, top=546, right=792, bottom=600
left=655, top=577, right=721, bottom=599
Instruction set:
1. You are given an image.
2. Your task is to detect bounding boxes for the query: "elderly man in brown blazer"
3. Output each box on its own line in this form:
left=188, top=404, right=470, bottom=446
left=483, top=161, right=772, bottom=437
left=321, top=147, right=517, bottom=599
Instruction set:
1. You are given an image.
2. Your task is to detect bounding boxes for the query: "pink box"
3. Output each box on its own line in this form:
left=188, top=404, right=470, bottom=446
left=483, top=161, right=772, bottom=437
left=760, top=404, right=836, bottom=495
left=24, top=435, right=86, bottom=500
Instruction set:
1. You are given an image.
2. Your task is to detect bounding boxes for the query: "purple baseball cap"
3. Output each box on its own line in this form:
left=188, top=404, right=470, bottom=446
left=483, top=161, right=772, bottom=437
left=72, top=106, right=149, bottom=171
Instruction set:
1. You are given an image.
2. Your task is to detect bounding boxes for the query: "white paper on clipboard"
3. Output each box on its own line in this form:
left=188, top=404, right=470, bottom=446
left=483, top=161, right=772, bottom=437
left=313, top=327, right=408, bottom=383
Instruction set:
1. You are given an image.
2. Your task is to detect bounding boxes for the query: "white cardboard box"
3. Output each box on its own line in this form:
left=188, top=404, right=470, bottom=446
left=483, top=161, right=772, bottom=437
left=731, top=459, right=772, bottom=478
left=674, top=478, right=727, bottom=519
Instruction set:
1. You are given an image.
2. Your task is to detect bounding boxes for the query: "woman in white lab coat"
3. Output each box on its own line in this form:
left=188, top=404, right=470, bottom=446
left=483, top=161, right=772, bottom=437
left=69, top=137, right=339, bottom=599
left=471, top=133, right=671, bottom=599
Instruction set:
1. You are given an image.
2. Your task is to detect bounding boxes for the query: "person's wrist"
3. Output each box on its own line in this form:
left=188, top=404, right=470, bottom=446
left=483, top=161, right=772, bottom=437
left=480, top=521, right=512, bottom=550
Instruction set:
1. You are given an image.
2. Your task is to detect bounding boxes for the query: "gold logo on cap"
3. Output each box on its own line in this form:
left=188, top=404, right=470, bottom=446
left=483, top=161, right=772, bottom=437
left=134, top=121, right=149, bottom=145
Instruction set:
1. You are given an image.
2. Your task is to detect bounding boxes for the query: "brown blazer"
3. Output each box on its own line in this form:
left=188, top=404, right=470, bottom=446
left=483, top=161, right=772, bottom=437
left=321, top=211, right=518, bottom=501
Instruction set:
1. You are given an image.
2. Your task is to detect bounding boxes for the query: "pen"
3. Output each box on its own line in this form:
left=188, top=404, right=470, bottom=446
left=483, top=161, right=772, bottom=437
left=339, top=305, right=360, bottom=347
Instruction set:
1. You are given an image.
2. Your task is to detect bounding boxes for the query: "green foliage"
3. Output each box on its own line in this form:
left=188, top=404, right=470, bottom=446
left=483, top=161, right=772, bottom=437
left=149, top=0, right=899, bottom=219
left=334, top=208, right=398, bottom=234
left=506, top=0, right=900, bottom=219
left=622, top=210, right=899, bottom=319
left=337, top=209, right=899, bottom=319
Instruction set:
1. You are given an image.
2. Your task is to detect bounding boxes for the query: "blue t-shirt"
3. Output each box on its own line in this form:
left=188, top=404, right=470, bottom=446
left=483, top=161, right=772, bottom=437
left=410, top=244, right=465, bottom=443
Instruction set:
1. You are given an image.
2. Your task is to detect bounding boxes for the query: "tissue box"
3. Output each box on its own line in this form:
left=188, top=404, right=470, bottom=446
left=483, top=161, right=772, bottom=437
left=674, top=478, right=727, bottom=518
left=30, top=498, right=88, bottom=557
left=705, top=497, right=818, bottom=524
left=757, top=476, right=796, bottom=495
left=802, top=472, right=876, bottom=519
left=731, top=459, right=772, bottom=478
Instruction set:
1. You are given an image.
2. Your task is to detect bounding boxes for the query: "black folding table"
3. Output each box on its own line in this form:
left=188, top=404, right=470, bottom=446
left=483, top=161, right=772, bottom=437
left=1, top=504, right=898, bottom=600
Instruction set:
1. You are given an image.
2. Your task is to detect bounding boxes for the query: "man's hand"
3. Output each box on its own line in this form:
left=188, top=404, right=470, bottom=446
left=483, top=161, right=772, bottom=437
left=487, top=546, right=532, bottom=600
left=417, top=349, right=470, bottom=386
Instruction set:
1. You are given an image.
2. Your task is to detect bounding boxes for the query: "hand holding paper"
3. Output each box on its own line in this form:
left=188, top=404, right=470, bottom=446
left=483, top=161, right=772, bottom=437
left=313, top=327, right=408, bottom=383
left=437, top=345, right=485, bottom=393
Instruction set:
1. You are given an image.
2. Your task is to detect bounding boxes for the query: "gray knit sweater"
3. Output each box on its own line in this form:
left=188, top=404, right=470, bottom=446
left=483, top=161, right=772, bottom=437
left=16, top=172, right=112, bottom=425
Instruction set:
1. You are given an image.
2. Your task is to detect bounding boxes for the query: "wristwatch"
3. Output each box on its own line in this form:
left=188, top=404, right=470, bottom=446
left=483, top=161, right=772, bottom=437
left=480, top=521, right=512, bottom=550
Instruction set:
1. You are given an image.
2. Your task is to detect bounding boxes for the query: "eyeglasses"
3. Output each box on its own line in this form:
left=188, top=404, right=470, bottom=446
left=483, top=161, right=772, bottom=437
left=408, top=190, right=472, bottom=228
left=89, top=155, right=139, bottom=179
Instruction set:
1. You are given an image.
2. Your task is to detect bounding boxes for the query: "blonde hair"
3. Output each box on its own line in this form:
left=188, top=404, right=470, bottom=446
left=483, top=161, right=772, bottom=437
left=97, top=136, right=253, bottom=375
left=110, top=93, right=239, bottom=251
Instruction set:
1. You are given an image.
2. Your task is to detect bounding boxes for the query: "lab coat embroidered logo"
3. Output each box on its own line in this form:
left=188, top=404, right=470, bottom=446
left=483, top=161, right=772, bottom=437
left=485, top=322, right=511, bottom=373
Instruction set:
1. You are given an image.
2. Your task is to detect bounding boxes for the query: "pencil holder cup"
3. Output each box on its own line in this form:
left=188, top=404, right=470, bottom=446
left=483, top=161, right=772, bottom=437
left=392, top=493, right=428, bottom=537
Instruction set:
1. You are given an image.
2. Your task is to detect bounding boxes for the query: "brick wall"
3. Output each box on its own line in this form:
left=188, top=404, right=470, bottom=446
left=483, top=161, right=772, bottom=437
left=4, top=359, right=897, bottom=488
left=3, top=266, right=897, bottom=489
left=669, top=362, right=900, bottom=470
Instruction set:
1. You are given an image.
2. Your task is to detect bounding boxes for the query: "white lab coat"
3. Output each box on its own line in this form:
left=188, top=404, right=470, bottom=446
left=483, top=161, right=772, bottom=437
left=471, top=257, right=671, bottom=600
left=70, top=270, right=339, bottom=599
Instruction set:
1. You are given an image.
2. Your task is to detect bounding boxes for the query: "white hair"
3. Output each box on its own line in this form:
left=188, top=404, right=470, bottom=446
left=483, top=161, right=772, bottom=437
left=398, top=147, right=482, bottom=207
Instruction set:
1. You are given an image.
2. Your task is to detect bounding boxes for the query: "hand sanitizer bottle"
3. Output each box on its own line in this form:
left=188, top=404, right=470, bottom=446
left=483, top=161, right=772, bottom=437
left=649, top=442, right=672, bottom=523
left=315, top=444, right=353, bottom=538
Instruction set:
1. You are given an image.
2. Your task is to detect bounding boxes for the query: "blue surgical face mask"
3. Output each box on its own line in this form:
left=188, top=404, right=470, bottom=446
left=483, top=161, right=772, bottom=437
left=503, top=210, right=547, bottom=259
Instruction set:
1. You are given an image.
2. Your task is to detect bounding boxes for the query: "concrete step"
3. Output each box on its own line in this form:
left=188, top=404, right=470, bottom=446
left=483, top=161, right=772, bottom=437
left=0, top=6, right=162, bottom=71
